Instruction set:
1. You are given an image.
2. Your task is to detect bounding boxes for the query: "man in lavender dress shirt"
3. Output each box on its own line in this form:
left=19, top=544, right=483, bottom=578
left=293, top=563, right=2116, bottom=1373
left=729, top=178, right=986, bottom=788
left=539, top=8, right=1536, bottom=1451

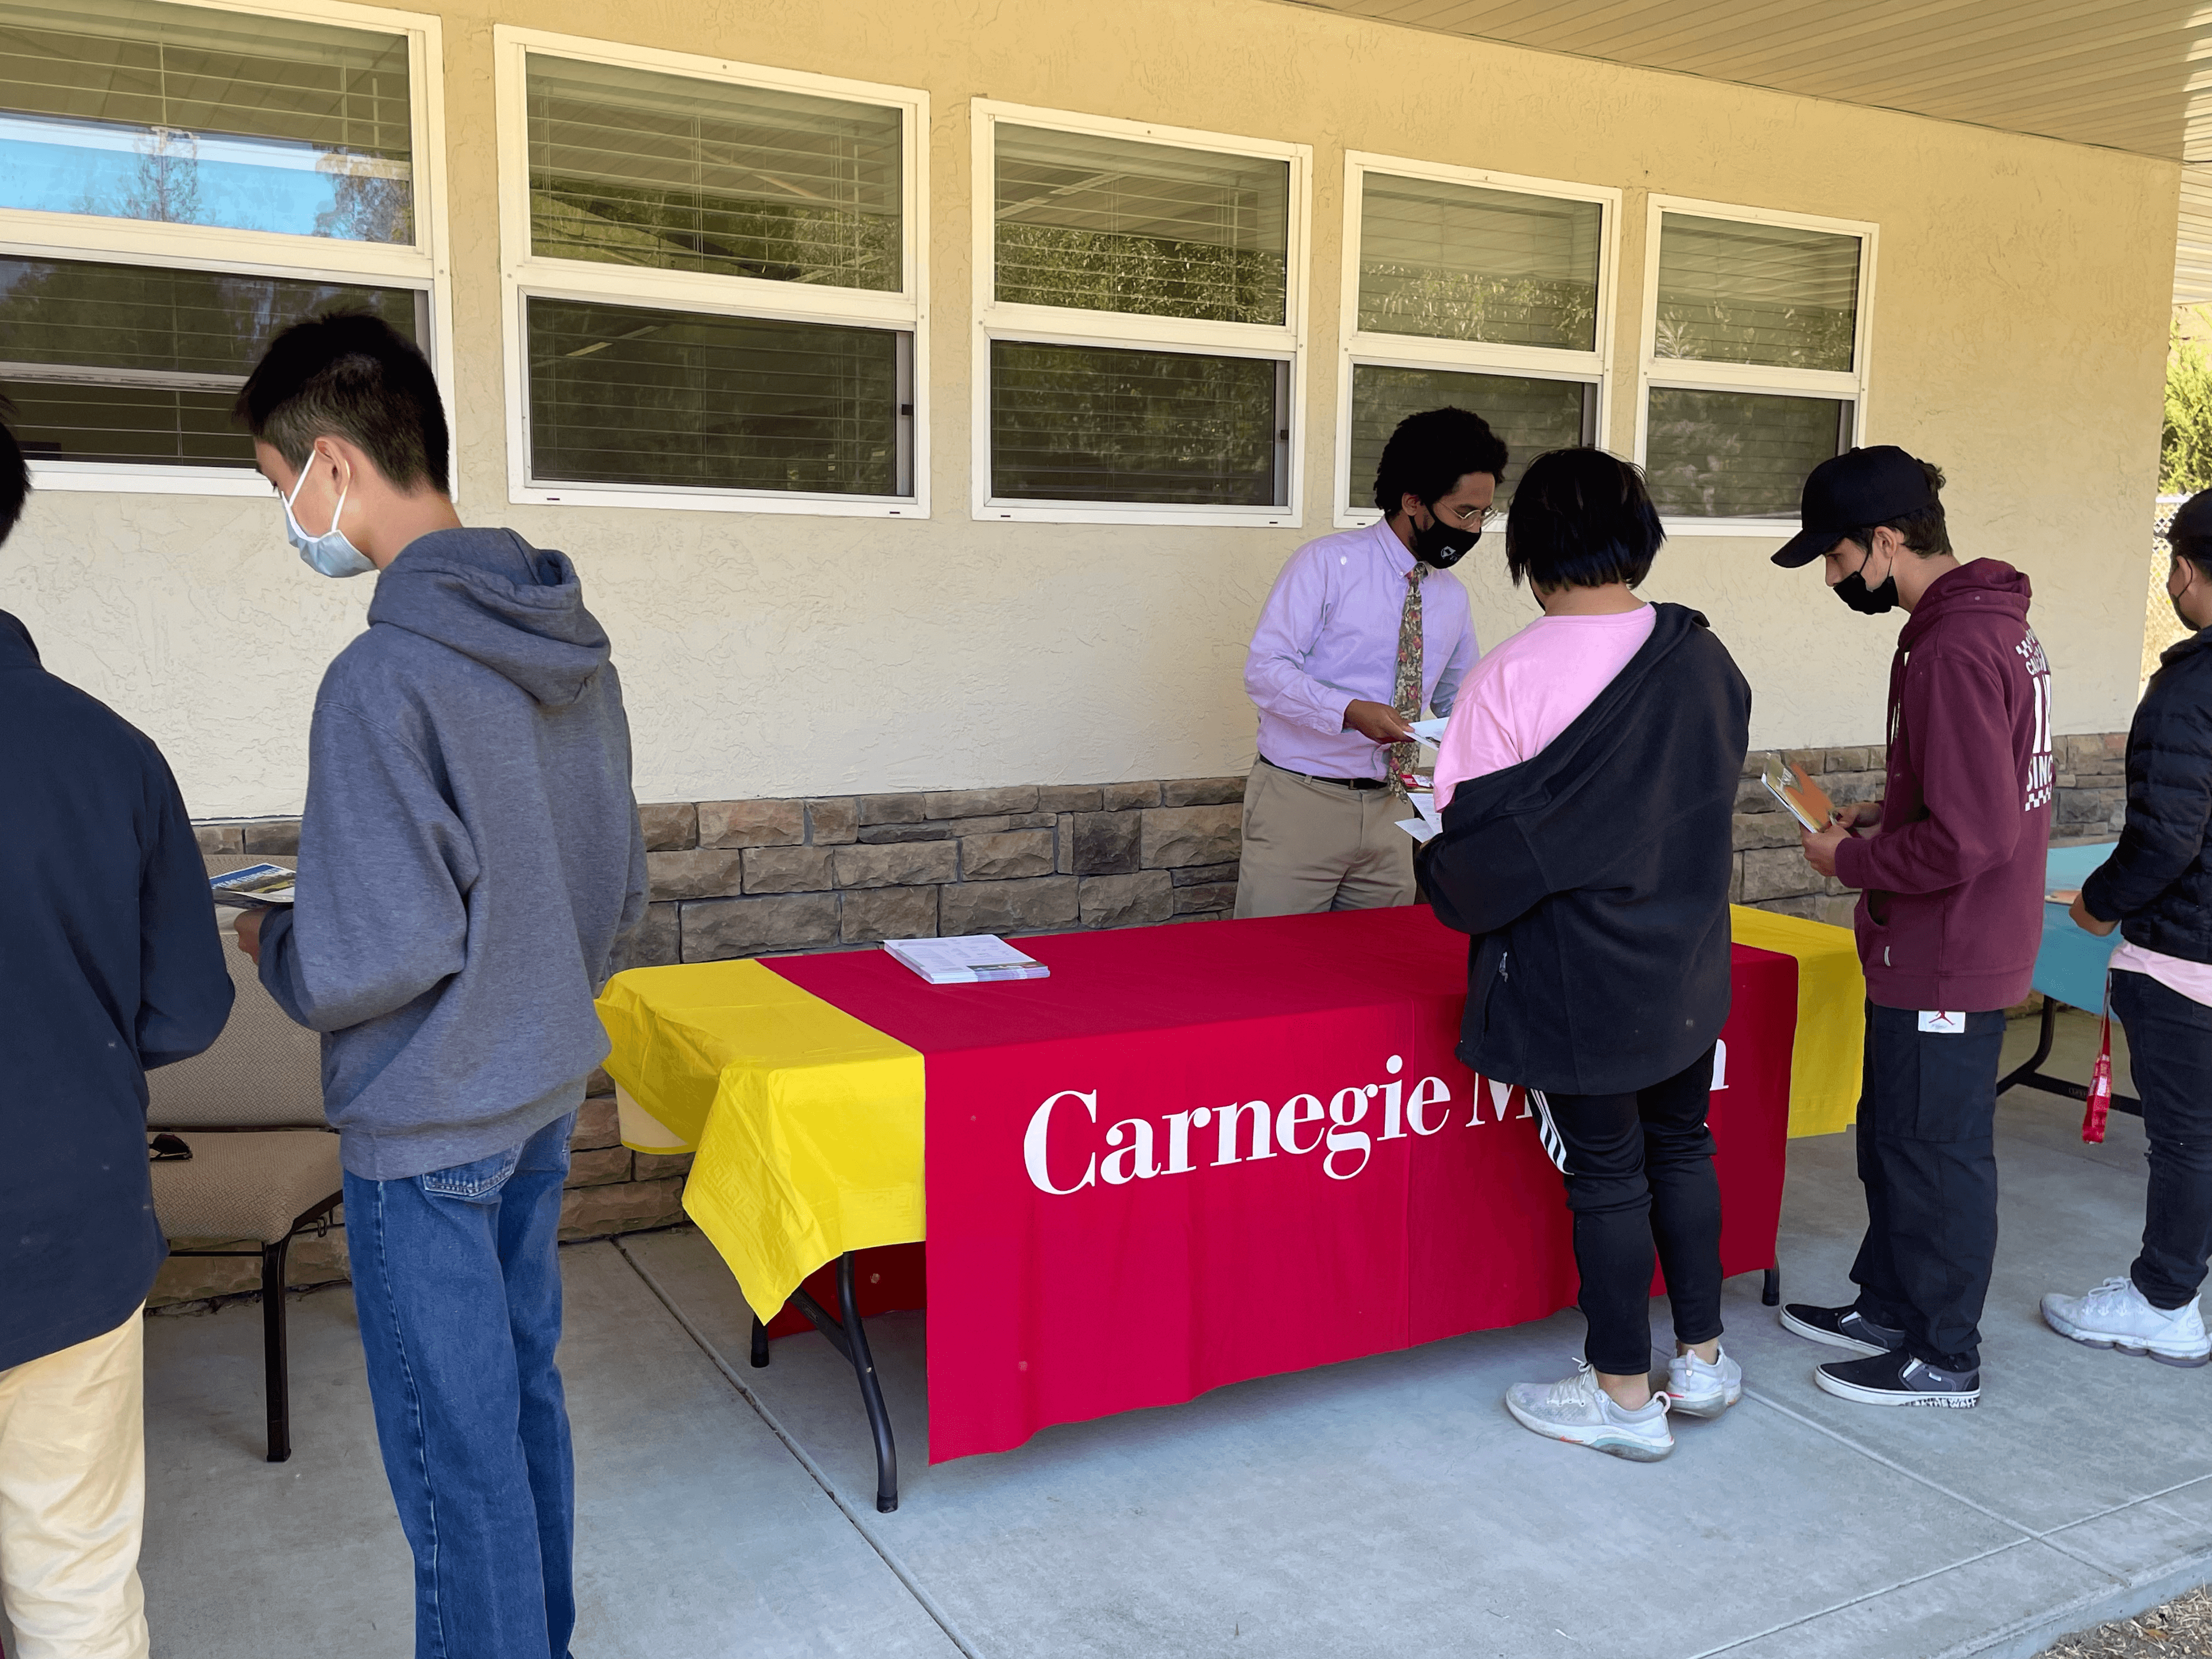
left=1236, top=408, right=1505, bottom=916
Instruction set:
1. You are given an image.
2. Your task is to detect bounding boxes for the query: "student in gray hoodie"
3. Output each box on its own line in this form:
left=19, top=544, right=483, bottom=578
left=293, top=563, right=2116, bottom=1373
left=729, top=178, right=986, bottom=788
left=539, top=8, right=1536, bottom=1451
left=230, top=314, right=645, bottom=1659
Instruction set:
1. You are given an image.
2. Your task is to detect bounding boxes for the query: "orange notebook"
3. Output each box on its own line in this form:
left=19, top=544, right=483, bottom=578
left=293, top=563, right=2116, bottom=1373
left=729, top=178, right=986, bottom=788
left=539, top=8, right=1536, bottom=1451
left=1761, top=755, right=1836, bottom=834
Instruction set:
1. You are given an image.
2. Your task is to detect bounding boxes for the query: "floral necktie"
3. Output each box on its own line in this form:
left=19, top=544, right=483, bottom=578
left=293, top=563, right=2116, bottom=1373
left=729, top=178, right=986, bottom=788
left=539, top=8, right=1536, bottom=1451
left=1389, top=565, right=1426, bottom=792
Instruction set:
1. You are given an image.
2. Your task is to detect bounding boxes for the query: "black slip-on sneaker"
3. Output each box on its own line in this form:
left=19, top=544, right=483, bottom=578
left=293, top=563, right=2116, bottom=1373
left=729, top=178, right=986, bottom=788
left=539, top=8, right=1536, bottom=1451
left=1780, top=1302, right=1904, bottom=1357
left=1814, top=1351, right=1980, bottom=1408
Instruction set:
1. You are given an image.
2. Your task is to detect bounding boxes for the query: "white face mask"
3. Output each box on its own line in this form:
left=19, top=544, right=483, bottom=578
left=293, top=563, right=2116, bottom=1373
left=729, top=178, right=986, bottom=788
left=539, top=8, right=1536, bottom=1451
left=283, top=459, right=373, bottom=578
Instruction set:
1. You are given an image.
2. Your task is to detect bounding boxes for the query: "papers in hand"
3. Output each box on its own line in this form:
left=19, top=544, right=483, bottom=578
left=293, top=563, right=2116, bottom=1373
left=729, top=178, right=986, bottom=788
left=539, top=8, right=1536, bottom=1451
left=884, top=935, right=1049, bottom=985
left=1761, top=754, right=1837, bottom=834
left=1409, top=716, right=1449, bottom=747
left=210, top=862, right=297, bottom=906
left=1396, top=788, right=1445, bottom=844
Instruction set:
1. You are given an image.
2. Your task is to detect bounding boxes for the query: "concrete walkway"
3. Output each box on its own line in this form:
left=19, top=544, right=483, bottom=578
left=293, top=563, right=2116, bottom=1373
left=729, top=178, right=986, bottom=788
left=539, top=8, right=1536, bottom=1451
left=129, top=1011, right=2212, bottom=1659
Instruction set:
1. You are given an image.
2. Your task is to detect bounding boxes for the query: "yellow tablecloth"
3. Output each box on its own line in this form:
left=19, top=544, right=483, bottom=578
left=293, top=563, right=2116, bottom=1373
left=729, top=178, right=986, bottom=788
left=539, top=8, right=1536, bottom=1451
left=596, top=960, right=926, bottom=1323
left=1729, top=905, right=1866, bottom=1137
left=596, top=910, right=1866, bottom=1322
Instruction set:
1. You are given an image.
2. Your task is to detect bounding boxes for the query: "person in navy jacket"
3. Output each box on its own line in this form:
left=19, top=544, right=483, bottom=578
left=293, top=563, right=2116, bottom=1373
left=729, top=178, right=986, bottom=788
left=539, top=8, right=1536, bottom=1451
left=0, top=404, right=234, bottom=1655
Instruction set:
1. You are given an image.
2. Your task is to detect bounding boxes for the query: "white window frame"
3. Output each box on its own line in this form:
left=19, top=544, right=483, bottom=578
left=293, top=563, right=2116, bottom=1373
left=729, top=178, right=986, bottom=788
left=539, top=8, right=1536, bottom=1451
left=492, top=29, right=928, bottom=518
left=970, top=99, right=1309, bottom=528
left=2, top=0, right=453, bottom=497
left=1635, top=194, right=1878, bottom=537
left=1334, top=154, right=1617, bottom=529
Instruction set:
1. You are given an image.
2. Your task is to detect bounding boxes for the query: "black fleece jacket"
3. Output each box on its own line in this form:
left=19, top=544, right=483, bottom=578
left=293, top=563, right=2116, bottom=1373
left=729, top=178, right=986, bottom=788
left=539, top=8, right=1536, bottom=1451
left=1415, top=603, right=1751, bottom=1096
left=2083, top=625, right=2212, bottom=958
left=1, top=611, right=233, bottom=1369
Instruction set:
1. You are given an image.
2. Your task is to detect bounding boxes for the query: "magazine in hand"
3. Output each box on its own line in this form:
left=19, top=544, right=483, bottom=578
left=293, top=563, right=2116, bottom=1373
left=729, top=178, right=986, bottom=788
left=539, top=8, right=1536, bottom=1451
left=209, top=862, right=297, bottom=907
left=1760, top=754, right=1837, bottom=835
left=883, top=935, right=1049, bottom=985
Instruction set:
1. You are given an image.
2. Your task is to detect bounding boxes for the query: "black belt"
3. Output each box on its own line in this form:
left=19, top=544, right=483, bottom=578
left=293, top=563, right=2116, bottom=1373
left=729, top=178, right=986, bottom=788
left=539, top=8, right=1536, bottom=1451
left=1261, top=758, right=1387, bottom=791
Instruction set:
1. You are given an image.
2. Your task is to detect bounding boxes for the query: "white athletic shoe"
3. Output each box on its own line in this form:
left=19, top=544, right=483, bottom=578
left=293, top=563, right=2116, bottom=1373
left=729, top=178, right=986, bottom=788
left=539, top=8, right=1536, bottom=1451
left=1662, top=1345, right=1743, bottom=1419
left=2041, top=1276, right=2212, bottom=1368
left=1505, top=1359, right=1674, bottom=1461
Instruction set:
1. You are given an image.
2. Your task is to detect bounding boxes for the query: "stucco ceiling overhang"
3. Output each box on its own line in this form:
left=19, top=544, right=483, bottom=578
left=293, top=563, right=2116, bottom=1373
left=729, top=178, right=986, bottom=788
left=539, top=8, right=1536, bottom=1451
left=1278, top=0, right=2212, bottom=306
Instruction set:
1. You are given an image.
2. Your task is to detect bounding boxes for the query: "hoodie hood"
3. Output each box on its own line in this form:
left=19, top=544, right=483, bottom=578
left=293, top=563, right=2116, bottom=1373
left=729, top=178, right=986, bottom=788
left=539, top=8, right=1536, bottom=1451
left=1899, top=558, right=2031, bottom=651
left=366, top=528, right=610, bottom=706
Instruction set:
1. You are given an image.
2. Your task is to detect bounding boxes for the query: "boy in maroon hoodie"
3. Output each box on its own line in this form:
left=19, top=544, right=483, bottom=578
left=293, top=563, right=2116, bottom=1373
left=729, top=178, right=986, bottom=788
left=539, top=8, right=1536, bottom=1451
left=1775, top=446, right=2052, bottom=1408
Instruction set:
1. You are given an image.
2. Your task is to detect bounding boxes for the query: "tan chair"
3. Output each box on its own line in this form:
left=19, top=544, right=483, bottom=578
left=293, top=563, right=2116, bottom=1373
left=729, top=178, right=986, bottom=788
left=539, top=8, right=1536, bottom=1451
left=146, top=854, right=341, bottom=1463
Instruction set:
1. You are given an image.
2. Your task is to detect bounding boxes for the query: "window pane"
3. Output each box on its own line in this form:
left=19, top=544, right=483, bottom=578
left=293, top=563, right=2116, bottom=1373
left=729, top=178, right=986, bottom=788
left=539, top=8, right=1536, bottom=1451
left=1654, top=213, right=1859, bottom=372
left=1347, top=364, right=1588, bottom=511
left=0, top=0, right=413, bottom=241
left=1644, top=387, right=1849, bottom=518
left=1, top=255, right=420, bottom=465
left=995, top=125, right=1288, bottom=325
left=990, top=340, right=1279, bottom=506
left=527, top=297, right=903, bottom=496
left=1358, top=174, right=1599, bottom=351
left=526, top=55, right=901, bottom=291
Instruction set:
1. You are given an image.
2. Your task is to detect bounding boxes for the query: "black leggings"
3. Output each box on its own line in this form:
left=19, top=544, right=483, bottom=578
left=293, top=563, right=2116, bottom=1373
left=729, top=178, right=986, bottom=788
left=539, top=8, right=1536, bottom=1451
left=1541, top=1047, right=1724, bottom=1375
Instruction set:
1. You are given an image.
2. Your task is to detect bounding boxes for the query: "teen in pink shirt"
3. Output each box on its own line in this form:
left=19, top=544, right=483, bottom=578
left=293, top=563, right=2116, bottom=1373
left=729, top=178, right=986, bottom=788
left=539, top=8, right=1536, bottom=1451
left=1419, top=446, right=1752, bottom=1464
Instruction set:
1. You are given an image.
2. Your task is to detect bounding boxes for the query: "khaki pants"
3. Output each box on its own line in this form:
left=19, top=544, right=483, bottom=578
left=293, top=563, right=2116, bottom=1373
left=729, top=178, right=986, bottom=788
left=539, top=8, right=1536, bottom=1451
left=1234, top=759, right=1418, bottom=918
left=0, top=1311, right=149, bottom=1659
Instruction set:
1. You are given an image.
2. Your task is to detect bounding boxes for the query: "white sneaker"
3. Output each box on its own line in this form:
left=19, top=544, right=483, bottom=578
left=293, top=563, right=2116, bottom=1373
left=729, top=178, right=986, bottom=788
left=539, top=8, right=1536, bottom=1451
left=1662, top=1345, right=1743, bottom=1419
left=1505, top=1359, right=1674, bottom=1461
left=2041, top=1276, right=2212, bottom=1367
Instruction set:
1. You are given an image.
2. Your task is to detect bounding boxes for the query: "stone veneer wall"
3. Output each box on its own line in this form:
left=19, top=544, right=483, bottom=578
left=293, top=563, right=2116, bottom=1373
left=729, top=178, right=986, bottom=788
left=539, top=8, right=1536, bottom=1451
left=162, top=743, right=2126, bottom=1308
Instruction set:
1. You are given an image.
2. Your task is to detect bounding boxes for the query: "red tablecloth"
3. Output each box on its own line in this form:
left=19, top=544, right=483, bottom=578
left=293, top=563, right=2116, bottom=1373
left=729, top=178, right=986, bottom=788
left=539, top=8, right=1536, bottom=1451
left=770, top=906, right=1796, bottom=1461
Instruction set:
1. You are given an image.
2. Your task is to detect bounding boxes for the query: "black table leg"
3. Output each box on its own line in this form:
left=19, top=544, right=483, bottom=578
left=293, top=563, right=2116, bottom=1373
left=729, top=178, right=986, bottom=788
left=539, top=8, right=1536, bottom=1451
left=1762, top=1266, right=1781, bottom=1307
left=787, top=1252, right=899, bottom=1513
left=1997, top=995, right=2142, bottom=1117
left=749, top=1316, right=770, bottom=1369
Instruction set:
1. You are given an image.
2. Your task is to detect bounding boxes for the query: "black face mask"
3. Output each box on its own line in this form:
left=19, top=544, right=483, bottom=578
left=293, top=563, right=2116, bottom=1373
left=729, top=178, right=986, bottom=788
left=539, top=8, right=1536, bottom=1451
left=1409, top=513, right=1480, bottom=570
left=1833, top=544, right=1899, bottom=616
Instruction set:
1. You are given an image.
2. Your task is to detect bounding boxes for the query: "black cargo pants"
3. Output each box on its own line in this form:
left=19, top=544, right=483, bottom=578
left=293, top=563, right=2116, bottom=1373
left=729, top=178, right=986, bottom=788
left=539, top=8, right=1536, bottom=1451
left=1849, top=1002, right=2005, bottom=1372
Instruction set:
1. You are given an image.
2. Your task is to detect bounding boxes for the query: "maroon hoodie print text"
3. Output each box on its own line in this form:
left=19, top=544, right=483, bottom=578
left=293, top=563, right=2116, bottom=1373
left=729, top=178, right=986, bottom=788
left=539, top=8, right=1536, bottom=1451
left=1831, top=560, right=2054, bottom=1013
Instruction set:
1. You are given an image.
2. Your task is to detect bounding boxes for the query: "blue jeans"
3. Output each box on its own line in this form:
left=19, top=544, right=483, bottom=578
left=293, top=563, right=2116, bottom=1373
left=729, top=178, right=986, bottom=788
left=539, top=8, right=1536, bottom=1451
left=344, top=1112, right=578, bottom=1659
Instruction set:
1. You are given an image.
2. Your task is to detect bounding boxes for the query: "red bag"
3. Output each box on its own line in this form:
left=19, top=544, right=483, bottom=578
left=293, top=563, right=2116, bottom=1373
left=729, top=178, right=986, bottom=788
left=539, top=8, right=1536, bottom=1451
left=2083, top=973, right=2113, bottom=1144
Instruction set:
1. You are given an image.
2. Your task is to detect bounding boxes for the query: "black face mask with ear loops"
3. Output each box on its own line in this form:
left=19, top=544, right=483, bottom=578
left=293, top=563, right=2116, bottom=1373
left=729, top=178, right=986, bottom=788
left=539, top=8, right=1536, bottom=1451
left=1409, top=515, right=1479, bottom=570
left=1834, top=544, right=1898, bottom=616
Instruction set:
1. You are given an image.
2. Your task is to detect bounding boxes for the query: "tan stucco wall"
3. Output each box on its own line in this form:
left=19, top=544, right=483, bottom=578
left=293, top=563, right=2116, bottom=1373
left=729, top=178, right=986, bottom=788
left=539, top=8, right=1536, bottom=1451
left=2, top=0, right=2179, bottom=816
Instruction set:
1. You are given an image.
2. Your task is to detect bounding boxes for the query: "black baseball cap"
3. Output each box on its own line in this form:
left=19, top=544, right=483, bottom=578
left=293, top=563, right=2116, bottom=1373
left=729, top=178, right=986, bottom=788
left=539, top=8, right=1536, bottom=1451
left=1771, top=445, right=1939, bottom=568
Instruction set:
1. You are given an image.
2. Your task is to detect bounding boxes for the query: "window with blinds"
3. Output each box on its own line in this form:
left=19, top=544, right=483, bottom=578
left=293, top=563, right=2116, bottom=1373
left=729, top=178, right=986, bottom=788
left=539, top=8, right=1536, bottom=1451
left=0, top=0, right=414, bottom=241
left=1640, top=202, right=1871, bottom=523
left=526, top=297, right=906, bottom=497
left=1336, top=160, right=1611, bottom=525
left=1654, top=214, right=1860, bottom=372
left=502, top=42, right=918, bottom=510
left=0, top=255, right=422, bottom=465
left=1643, top=388, right=1851, bottom=520
left=524, top=56, right=900, bottom=290
left=1357, top=173, right=1600, bottom=351
left=978, top=108, right=1302, bottom=518
left=989, top=340, right=1280, bottom=506
left=993, top=123, right=1288, bottom=326
left=1347, top=364, right=1590, bottom=511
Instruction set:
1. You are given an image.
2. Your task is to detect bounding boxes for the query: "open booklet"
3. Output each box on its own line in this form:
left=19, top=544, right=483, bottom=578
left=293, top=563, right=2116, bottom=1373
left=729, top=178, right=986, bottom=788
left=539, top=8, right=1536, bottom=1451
left=1760, top=754, right=1837, bottom=834
left=209, top=862, right=297, bottom=907
left=883, top=935, right=1049, bottom=985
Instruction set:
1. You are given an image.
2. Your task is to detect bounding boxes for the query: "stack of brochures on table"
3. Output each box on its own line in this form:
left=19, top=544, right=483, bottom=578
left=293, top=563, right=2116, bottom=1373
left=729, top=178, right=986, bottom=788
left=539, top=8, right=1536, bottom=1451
left=884, top=935, right=1050, bottom=985
left=208, top=863, right=297, bottom=906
